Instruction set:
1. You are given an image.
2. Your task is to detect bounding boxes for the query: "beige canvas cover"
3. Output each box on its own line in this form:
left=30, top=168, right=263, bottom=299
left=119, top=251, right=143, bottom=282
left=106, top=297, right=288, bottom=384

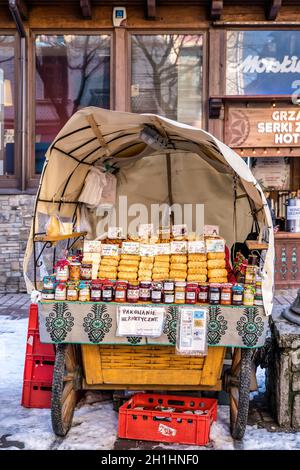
left=24, top=107, right=274, bottom=315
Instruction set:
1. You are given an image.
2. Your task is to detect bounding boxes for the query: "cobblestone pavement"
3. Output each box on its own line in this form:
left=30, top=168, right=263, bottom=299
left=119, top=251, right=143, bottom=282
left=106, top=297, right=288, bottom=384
left=0, top=293, right=30, bottom=318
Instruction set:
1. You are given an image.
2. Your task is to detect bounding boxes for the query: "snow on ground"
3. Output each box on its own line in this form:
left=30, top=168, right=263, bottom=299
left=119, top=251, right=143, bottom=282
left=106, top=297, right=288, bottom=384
left=1, top=315, right=300, bottom=450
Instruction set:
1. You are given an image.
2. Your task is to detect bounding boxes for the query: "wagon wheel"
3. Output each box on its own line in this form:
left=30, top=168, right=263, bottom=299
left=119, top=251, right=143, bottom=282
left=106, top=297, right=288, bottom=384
left=51, top=344, right=82, bottom=437
left=224, top=348, right=252, bottom=440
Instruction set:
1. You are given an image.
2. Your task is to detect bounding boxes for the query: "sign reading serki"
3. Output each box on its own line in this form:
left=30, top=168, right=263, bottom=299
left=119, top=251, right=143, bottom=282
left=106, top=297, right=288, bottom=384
left=226, top=106, right=300, bottom=149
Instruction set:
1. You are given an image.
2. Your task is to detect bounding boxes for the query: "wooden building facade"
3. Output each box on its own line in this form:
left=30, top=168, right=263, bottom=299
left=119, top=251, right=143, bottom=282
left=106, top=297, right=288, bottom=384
left=0, top=0, right=300, bottom=291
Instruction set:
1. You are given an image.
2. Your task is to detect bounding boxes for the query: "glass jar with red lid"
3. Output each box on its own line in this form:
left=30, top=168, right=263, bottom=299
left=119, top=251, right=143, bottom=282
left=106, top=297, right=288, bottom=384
left=90, top=280, right=102, bottom=302
left=127, top=281, right=140, bottom=303
left=185, top=282, right=199, bottom=304
left=115, top=281, right=128, bottom=303
left=139, top=281, right=152, bottom=302
left=102, top=280, right=114, bottom=302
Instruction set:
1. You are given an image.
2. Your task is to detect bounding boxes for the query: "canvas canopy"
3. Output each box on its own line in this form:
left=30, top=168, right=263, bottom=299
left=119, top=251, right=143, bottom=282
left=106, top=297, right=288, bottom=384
left=24, top=107, right=274, bottom=315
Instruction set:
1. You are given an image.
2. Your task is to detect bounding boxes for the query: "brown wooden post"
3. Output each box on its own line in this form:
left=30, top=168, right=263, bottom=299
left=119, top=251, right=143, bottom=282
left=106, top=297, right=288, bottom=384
left=114, top=27, right=127, bottom=111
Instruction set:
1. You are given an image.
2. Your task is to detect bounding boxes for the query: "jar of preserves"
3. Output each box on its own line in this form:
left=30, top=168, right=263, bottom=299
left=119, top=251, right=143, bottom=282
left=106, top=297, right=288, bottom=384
left=55, top=260, right=69, bottom=282
left=248, top=254, right=258, bottom=266
left=90, top=280, right=102, bottom=302
left=115, top=281, right=127, bottom=303
left=163, top=289, right=175, bottom=304
left=69, top=262, right=81, bottom=281
left=163, top=280, right=175, bottom=292
left=139, top=281, right=152, bottom=302
left=102, top=281, right=114, bottom=302
left=43, top=275, right=56, bottom=290
left=209, top=284, right=221, bottom=305
left=175, top=281, right=186, bottom=304
left=221, top=283, right=232, bottom=305
left=55, top=282, right=67, bottom=301
left=80, top=263, right=92, bottom=281
left=243, top=284, right=255, bottom=306
left=198, top=283, right=209, bottom=303
left=67, top=282, right=79, bottom=301
left=151, top=282, right=163, bottom=303
left=78, top=281, right=90, bottom=301
left=186, top=283, right=198, bottom=304
left=127, top=281, right=140, bottom=303
left=232, top=284, right=244, bottom=306
left=41, top=289, right=55, bottom=301
left=245, top=265, right=257, bottom=285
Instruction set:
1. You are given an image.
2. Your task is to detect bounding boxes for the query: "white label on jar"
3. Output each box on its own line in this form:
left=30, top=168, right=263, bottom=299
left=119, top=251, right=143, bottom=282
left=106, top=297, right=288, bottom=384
left=56, top=266, right=69, bottom=281
left=55, top=292, right=66, bottom=300
left=221, top=293, right=231, bottom=301
left=67, top=289, right=77, bottom=297
left=210, top=292, right=220, bottom=301
left=115, top=290, right=125, bottom=299
left=233, top=293, right=243, bottom=301
left=198, top=292, right=208, bottom=301
left=164, top=293, right=175, bottom=303
left=102, top=290, right=112, bottom=299
left=42, top=293, right=54, bottom=300
left=139, top=288, right=150, bottom=298
left=175, top=291, right=185, bottom=300
left=152, top=290, right=162, bottom=300
left=186, top=292, right=196, bottom=300
left=127, top=289, right=139, bottom=299
left=164, top=282, right=174, bottom=291
left=91, top=290, right=101, bottom=299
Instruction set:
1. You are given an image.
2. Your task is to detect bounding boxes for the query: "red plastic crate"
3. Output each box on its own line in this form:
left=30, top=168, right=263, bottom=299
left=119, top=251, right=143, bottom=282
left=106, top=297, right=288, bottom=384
left=21, top=380, right=52, bottom=408
left=26, top=330, right=55, bottom=357
left=118, top=393, right=217, bottom=446
left=28, top=303, right=39, bottom=331
left=23, top=355, right=55, bottom=383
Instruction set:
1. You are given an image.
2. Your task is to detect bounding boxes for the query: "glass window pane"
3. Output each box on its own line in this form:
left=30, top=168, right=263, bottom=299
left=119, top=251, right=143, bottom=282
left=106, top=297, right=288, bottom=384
left=35, top=34, right=111, bottom=173
left=131, top=34, right=203, bottom=127
left=0, top=36, right=15, bottom=176
left=226, top=30, right=300, bottom=95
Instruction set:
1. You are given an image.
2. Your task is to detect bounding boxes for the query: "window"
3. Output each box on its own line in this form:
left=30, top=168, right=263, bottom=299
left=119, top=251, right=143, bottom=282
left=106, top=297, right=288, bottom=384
left=35, top=34, right=111, bottom=174
left=226, top=30, right=300, bottom=95
left=131, top=34, right=203, bottom=127
left=0, top=35, right=16, bottom=177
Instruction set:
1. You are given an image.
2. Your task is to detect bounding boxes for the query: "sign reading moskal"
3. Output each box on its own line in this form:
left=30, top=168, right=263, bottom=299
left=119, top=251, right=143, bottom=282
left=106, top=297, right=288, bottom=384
left=117, top=305, right=165, bottom=337
left=226, top=106, right=300, bottom=148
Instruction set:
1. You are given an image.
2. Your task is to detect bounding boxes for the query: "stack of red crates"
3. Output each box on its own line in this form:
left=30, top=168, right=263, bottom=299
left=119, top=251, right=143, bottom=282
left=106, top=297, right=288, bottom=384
left=21, top=303, right=55, bottom=408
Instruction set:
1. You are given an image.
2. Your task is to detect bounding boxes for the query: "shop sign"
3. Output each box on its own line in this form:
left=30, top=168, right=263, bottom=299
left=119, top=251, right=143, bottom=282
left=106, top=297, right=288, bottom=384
left=226, top=106, right=300, bottom=148
left=117, top=305, right=165, bottom=337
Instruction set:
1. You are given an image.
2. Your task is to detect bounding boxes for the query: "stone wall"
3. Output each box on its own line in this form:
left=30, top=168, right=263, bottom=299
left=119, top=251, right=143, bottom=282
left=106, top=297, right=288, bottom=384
left=0, top=195, right=35, bottom=293
left=266, top=307, right=300, bottom=430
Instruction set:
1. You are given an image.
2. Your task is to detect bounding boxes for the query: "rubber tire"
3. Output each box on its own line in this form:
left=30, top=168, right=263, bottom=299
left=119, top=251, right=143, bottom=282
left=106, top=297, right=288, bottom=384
left=51, top=344, right=76, bottom=437
left=230, top=349, right=252, bottom=441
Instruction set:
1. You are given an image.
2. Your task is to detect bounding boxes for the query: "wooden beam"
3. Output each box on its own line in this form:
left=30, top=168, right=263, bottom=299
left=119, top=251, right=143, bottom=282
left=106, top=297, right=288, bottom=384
left=266, top=0, right=282, bottom=21
left=80, top=0, right=92, bottom=19
left=9, top=0, right=28, bottom=20
left=210, top=0, right=223, bottom=20
left=145, top=0, right=156, bottom=20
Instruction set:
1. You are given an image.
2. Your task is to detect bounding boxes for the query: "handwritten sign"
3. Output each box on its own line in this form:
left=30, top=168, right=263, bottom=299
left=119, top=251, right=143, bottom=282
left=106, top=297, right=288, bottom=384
left=117, top=306, right=165, bottom=337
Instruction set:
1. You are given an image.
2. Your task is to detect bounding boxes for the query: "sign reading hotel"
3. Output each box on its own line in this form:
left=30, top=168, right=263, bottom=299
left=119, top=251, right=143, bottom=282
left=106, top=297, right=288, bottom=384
left=226, top=106, right=300, bottom=149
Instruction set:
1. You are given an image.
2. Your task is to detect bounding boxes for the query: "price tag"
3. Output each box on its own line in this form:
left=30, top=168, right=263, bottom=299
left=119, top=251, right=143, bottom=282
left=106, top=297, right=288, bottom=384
left=138, top=224, right=154, bottom=238
left=188, top=241, right=205, bottom=254
left=121, top=242, right=140, bottom=255
left=170, top=241, right=188, bottom=254
left=117, top=305, right=165, bottom=337
left=108, top=226, right=125, bottom=239
left=140, top=244, right=156, bottom=257
left=172, top=224, right=187, bottom=237
left=154, top=243, right=170, bottom=255
left=204, top=225, right=219, bottom=236
left=101, top=244, right=120, bottom=256
left=83, top=240, right=102, bottom=253
left=205, top=238, right=225, bottom=253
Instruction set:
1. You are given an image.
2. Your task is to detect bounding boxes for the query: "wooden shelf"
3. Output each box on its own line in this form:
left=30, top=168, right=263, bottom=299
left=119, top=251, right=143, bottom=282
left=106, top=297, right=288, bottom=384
left=34, top=231, right=87, bottom=243
left=275, top=231, right=300, bottom=239
left=246, top=240, right=269, bottom=250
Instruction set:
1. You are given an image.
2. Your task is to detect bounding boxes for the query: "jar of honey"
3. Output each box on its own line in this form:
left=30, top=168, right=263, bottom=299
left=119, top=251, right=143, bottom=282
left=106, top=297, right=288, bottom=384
left=67, top=281, right=79, bottom=301
left=220, top=283, right=232, bottom=305
left=243, top=284, right=255, bottom=306
left=115, top=281, right=127, bottom=303
left=175, top=281, right=186, bottom=304
left=127, top=281, right=139, bottom=303
left=69, top=262, right=81, bottom=281
left=78, top=281, right=90, bottom=301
